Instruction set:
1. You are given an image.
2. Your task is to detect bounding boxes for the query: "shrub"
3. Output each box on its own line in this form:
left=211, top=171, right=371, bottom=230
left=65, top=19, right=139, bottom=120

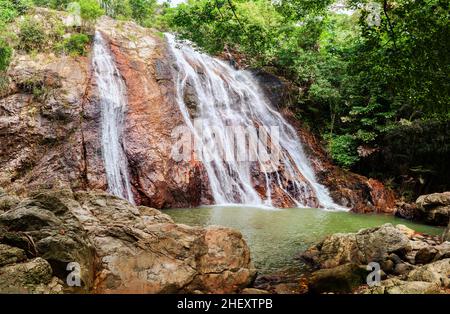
left=60, top=33, right=90, bottom=56
left=18, top=17, right=46, bottom=52
left=0, top=38, right=12, bottom=71
left=327, top=134, right=360, bottom=169
left=78, top=0, right=103, bottom=22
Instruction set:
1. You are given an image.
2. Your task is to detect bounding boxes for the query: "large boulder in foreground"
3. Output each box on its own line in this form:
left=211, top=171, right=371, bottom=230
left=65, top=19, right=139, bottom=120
left=416, top=192, right=450, bottom=226
left=0, top=190, right=256, bottom=294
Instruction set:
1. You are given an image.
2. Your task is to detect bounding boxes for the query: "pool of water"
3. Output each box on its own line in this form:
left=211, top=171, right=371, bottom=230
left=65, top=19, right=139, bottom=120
left=165, top=206, right=444, bottom=274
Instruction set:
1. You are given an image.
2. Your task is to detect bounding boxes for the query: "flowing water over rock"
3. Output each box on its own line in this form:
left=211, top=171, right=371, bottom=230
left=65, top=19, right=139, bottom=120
left=167, top=34, right=345, bottom=210
left=93, top=32, right=134, bottom=204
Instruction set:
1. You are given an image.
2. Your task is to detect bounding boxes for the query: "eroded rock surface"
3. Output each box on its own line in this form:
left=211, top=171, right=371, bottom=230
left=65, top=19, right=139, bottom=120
left=0, top=190, right=256, bottom=294
left=299, top=223, right=450, bottom=294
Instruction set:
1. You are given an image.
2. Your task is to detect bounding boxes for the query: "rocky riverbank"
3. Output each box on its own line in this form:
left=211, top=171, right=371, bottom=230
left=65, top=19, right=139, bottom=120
left=299, top=223, right=450, bottom=294
left=0, top=189, right=256, bottom=294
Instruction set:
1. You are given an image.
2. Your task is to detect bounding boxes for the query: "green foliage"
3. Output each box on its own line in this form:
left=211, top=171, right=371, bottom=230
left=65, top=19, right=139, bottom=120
left=0, top=0, right=31, bottom=24
left=18, top=16, right=46, bottom=52
left=0, top=38, right=12, bottom=71
left=78, top=0, right=103, bottom=22
left=162, top=0, right=449, bottom=182
left=59, top=33, right=90, bottom=55
left=327, top=134, right=360, bottom=168
left=32, top=0, right=71, bottom=10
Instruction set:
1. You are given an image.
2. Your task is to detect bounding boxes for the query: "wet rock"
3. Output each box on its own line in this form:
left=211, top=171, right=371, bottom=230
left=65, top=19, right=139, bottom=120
left=308, top=263, right=368, bottom=294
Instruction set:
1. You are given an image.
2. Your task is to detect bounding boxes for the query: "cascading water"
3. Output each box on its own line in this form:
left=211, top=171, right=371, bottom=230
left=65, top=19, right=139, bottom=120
left=93, top=31, right=134, bottom=204
left=166, top=34, right=347, bottom=211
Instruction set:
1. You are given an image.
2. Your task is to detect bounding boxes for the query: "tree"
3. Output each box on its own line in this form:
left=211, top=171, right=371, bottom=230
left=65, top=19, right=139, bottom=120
left=78, top=0, right=104, bottom=23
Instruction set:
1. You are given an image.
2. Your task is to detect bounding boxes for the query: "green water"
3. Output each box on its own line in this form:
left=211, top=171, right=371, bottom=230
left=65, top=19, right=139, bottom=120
left=165, top=206, right=444, bottom=274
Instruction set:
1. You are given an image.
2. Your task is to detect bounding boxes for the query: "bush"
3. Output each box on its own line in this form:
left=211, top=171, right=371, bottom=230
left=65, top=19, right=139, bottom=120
left=18, top=17, right=46, bottom=52
left=60, top=33, right=90, bottom=56
left=0, top=38, right=12, bottom=71
left=0, top=0, right=31, bottom=24
left=78, top=0, right=103, bottom=22
left=327, top=134, right=360, bottom=169
left=32, top=0, right=70, bottom=10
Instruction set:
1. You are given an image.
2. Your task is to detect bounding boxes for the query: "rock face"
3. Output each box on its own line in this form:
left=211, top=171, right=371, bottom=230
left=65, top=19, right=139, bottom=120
left=416, top=192, right=450, bottom=226
left=0, top=9, right=398, bottom=212
left=278, top=109, right=396, bottom=214
left=0, top=190, right=256, bottom=294
left=300, top=223, right=450, bottom=294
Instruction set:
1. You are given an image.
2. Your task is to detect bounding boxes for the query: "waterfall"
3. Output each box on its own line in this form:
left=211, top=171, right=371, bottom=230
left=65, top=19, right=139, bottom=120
left=166, top=34, right=347, bottom=211
left=93, top=31, right=135, bottom=204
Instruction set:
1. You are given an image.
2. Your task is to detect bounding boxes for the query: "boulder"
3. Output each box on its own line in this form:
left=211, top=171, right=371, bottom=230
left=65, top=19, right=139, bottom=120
left=0, top=190, right=96, bottom=290
left=0, top=190, right=256, bottom=294
left=308, top=263, right=368, bottom=294
left=71, top=191, right=256, bottom=294
left=0, top=244, right=27, bottom=267
left=415, top=247, right=438, bottom=265
left=416, top=192, right=450, bottom=226
left=300, top=224, right=410, bottom=269
left=0, top=258, right=52, bottom=293
left=362, top=278, right=441, bottom=294
left=406, top=259, right=450, bottom=287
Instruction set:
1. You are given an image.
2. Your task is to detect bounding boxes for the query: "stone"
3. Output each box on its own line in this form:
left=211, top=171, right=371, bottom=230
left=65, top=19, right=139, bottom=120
left=0, top=244, right=27, bottom=267
left=273, top=283, right=299, bottom=295
left=415, top=247, right=438, bottom=265
left=300, top=224, right=411, bottom=269
left=0, top=195, right=20, bottom=213
left=241, top=288, right=270, bottom=294
left=434, top=242, right=450, bottom=261
left=0, top=258, right=53, bottom=293
left=0, top=190, right=95, bottom=290
left=394, top=263, right=415, bottom=275
left=396, top=224, right=416, bottom=238
left=308, top=263, right=368, bottom=294
left=416, top=192, right=450, bottom=226
left=406, top=259, right=450, bottom=287
left=381, top=259, right=395, bottom=273
left=0, top=190, right=257, bottom=294
left=362, top=278, right=441, bottom=294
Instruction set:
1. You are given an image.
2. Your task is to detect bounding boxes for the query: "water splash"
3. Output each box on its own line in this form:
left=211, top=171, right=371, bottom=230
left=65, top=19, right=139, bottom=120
left=93, top=31, right=134, bottom=204
left=166, top=34, right=347, bottom=211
